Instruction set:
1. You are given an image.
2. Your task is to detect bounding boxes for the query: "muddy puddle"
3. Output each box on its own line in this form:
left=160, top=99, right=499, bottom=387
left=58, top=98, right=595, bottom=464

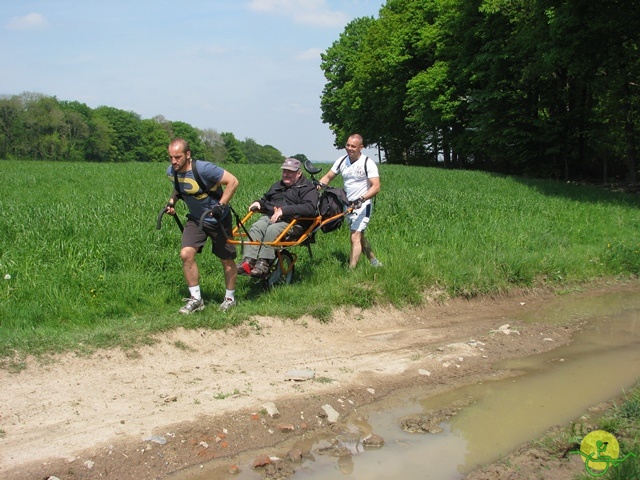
left=169, top=288, right=640, bottom=479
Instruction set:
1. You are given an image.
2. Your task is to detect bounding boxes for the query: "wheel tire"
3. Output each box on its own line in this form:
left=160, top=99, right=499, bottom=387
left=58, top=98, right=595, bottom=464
left=265, top=250, right=295, bottom=288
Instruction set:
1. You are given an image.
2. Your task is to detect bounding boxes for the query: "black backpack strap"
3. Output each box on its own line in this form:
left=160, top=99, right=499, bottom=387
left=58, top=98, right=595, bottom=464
left=191, top=159, right=204, bottom=192
left=362, top=156, right=377, bottom=206
left=192, top=160, right=223, bottom=200
left=173, top=171, right=182, bottom=200
left=337, top=154, right=348, bottom=172
left=339, top=154, right=368, bottom=177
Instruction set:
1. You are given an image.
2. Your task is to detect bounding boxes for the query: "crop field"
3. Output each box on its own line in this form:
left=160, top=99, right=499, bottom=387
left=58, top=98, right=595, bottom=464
left=1, top=160, right=640, bottom=356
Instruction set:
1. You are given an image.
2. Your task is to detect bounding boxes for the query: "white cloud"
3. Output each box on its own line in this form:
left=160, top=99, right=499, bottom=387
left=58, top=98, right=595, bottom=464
left=295, top=48, right=323, bottom=61
left=247, top=0, right=348, bottom=27
left=6, top=12, right=48, bottom=31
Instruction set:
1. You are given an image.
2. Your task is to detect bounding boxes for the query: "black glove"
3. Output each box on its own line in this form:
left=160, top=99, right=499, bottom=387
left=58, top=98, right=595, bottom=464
left=210, top=203, right=226, bottom=220
left=350, top=197, right=364, bottom=210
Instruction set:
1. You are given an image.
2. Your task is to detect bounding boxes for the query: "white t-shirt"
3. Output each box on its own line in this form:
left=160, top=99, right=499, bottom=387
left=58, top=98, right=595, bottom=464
left=330, top=154, right=379, bottom=201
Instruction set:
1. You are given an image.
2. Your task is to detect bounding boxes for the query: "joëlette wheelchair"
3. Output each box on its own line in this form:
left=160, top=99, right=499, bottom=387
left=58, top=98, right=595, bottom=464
left=158, top=161, right=349, bottom=288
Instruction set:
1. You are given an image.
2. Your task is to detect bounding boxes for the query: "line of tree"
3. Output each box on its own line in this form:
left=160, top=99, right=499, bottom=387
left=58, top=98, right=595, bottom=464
left=320, top=0, right=640, bottom=182
left=0, top=91, right=292, bottom=165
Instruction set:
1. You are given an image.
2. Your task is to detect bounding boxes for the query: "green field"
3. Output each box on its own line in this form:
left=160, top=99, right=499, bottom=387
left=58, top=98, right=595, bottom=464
left=2, top=161, right=640, bottom=358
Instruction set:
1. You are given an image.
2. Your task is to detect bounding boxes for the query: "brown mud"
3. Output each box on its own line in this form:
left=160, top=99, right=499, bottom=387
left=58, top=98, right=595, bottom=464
left=1, top=281, right=636, bottom=480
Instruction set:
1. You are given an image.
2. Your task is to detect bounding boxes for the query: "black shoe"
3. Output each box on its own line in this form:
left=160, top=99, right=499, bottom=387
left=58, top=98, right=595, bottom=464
left=250, top=258, right=271, bottom=277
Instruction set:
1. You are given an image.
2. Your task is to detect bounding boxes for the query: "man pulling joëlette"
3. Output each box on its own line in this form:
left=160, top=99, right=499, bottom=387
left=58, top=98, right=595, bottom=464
left=165, top=137, right=239, bottom=314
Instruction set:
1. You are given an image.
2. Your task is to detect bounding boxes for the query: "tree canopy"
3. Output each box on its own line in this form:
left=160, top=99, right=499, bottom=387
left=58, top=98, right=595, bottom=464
left=0, top=92, right=289, bottom=165
left=320, top=0, right=640, bottom=181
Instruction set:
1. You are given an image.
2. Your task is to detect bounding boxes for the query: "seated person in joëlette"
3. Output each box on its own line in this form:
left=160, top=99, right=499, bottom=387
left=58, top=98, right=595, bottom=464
left=236, top=158, right=319, bottom=277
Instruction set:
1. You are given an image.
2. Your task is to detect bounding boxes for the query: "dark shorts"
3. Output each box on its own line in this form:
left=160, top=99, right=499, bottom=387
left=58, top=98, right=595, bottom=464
left=182, top=215, right=237, bottom=260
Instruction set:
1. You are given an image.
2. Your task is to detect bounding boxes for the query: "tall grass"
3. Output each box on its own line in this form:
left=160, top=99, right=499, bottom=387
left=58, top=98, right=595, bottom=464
left=1, top=161, right=639, bottom=356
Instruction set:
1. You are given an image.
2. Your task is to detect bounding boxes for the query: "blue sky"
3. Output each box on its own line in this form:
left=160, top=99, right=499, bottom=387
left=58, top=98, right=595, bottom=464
left=1, top=0, right=385, bottom=162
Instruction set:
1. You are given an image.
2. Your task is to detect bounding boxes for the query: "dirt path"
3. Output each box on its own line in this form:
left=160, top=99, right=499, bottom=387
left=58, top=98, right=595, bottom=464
left=1, top=282, right=633, bottom=480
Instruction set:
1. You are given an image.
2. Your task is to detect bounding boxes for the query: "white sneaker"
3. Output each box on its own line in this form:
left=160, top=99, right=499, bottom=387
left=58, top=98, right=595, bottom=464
left=219, top=297, right=236, bottom=312
left=370, top=259, right=383, bottom=267
left=179, top=297, right=205, bottom=314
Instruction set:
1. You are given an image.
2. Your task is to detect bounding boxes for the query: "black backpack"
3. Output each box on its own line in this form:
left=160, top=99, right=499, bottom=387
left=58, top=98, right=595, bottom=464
left=318, top=186, right=350, bottom=233
left=173, top=160, right=222, bottom=201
